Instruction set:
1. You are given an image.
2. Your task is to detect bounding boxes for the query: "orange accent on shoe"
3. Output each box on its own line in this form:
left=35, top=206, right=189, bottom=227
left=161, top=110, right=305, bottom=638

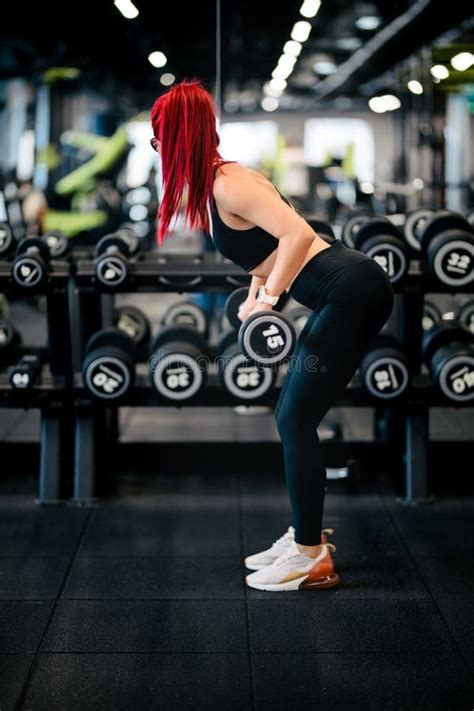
left=299, top=545, right=340, bottom=590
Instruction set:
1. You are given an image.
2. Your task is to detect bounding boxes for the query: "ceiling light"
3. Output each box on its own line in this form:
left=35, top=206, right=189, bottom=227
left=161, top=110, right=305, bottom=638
left=291, top=21, right=312, bottom=43
left=114, top=0, right=139, bottom=19
left=160, top=73, right=175, bottom=86
left=269, top=78, right=287, bottom=92
left=430, top=64, right=449, bottom=80
left=278, top=54, right=297, bottom=71
left=148, top=52, right=167, bottom=68
left=261, top=97, right=279, bottom=112
left=335, top=37, right=362, bottom=50
left=283, top=40, right=302, bottom=57
left=300, top=0, right=321, bottom=19
left=355, top=16, right=381, bottom=31
left=313, top=60, right=337, bottom=75
left=368, top=94, right=400, bottom=113
left=407, top=80, right=423, bottom=95
left=263, top=81, right=282, bottom=97
left=450, top=52, right=474, bottom=72
left=272, top=64, right=293, bottom=81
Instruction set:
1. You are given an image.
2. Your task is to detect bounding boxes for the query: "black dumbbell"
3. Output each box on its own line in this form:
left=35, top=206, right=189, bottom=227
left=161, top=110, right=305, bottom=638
left=41, top=230, right=69, bottom=259
left=217, top=328, right=277, bottom=402
left=113, top=305, right=151, bottom=349
left=238, top=311, right=296, bottom=366
left=422, top=300, right=442, bottom=332
left=149, top=325, right=207, bottom=402
left=0, top=222, right=15, bottom=259
left=0, top=319, right=22, bottom=365
left=161, top=301, right=209, bottom=338
left=360, top=335, right=411, bottom=400
left=404, top=208, right=435, bottom=252
left=11, top=237, right=51, bottom=289
left=9, top=353, right=42, bottom=389
left=115, top=225, right=141, bottom=256
left=285, top=305, right=311, bottom=336
left=457, top=300, right=474, bottom=336
left=418, top=211, right=474, bottom=287
left=353, top=218, right=409, bottom=283
left=341, top=214, right=372, bottom=248
left=305, top=217, right=336, bottom=244
left=82, top=328, right=136, bottom=401
left=423, top=323, right=474, bottom=402
left=224, top=286, right=289, bottom=331
left=94, top=232, right=134, bottom=288
left=466, top=209, right=474, bottom=229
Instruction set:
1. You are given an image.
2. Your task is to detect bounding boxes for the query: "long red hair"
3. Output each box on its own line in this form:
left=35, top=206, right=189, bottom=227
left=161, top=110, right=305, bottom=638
left=151, top=78, right=227, bottom=244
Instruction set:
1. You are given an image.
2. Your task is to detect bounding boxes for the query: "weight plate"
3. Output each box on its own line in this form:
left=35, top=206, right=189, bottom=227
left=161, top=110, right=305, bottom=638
left=364, top=239, right=408, bottom=283
left=151, top=325, right=207, bottom=355
left=86, top=328, right=136, bottom=360
left=95, top=254, right=129, bottom=287
left=83, top=354, right=133, bottom=400
left=437, top=353, right=474, bottom=402
left=363, top=356, right=410, bottom=399
left=221, top=351, right=275, bottom=400
left=151, top=351, right=204, bottom=401
left=419, top=211, right=472, bottom=253
left=457, top=301, right=474, bottom=335
left=114, top=306, right=150, bottom=346
left=422, top=301, right=441, bottom=332
left=115, top=226, right=140, bottom=255
left=225, top=287, right=249, bottom=331
left=0, top=222, right=13, bottom=256
left=95, top=234, right=131, bottom=258
left=404, top=208, right=434, bottom=251
left=12, top=257, right=45, bottom=288
left=422, top=323, right=472, bottom=365
left=162, top=301, right=209, bottom=336
left=341, top=214, right=372, bottom=248
left=353, top=218, right=401, bottom=252
left=42, top=230, right=69, bottom=258
left=429, top=231, right=474, bottom=287
left=16, top=237, right=51, bottom=262
left=239, top=312, right=295, bottom=365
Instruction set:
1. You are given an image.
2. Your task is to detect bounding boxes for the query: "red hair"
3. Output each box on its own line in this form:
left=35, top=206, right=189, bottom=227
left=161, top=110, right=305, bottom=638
left=151, top=78, right=228, bottom=244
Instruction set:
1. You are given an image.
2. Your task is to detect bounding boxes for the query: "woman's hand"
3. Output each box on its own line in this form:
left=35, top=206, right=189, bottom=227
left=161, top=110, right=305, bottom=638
left=240, top=301, right=274, bottom=322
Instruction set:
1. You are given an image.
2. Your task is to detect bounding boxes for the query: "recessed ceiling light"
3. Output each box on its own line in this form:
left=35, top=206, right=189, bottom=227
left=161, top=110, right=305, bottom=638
left=356, top=16, right=381, bottom=31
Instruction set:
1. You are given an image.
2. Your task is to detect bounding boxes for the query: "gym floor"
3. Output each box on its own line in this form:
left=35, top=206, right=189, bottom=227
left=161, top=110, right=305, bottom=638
left=1, top=459, right=474, bottom=709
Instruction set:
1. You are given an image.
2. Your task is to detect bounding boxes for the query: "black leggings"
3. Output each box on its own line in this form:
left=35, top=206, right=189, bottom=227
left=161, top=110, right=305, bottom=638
left=275, top=240, right=394, bottom=545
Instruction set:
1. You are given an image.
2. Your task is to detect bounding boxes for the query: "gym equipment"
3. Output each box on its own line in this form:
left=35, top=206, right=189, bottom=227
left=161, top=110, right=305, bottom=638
left=11, top=237, right=51, bottom=289
left=457, top=301, right=474, bottom=335
left=161, top=301, right=209, bottom=337
left=114, top=225, right=140, bottom=256
left=286, top=305, right=311, bottom=336
left=422, top=300, right=442, bottom=332
left=94, top=232, right=133, bottom=288
left=341, top=214, right=372, bottom=248
left=238, top=311, right=296, bottom=366
left=404, top=208, right=435, bottom=252
left=466, top=209, right=474, bottom=229
left=113, top=305, right=151, bottom=348
left=82, top=328, right=136, bottom=400
left=422, top=323, right=474, bottom=402
left=305, top=218, right=336, bottom=244
left=224, top=286, right=289, bottom=331
left=0, top=319, right=21, bottom=364
left=418, top=211, right=474, bottom=288
left=217, top=329, right=277, bottom=401
left=359, top=335, right=411, bottom=400
left=353, top=218, right=409, bottom=283
left=42, top=230, right=69, bottom=259
left=9, top=354, right=42, bottom=388
left=0, top=222, right=14, bottom=258
left=149, top=325, right=207, bottom=401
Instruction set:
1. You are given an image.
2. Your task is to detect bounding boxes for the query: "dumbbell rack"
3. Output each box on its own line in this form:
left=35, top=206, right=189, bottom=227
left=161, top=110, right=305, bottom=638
left=70, top=251, right=474, bottom=505
left=0, top=259, right=74, bottom=503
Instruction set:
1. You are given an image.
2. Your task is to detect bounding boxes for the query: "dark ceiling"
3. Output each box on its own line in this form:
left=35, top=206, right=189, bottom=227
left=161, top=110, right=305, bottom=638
left=0, top=0, right=472, bottom=112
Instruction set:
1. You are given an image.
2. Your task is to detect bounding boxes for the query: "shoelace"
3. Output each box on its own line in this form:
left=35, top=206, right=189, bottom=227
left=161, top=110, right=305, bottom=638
left=272, top=541, right=337, bottom=568
left=271, top=526, right=295, bottom=548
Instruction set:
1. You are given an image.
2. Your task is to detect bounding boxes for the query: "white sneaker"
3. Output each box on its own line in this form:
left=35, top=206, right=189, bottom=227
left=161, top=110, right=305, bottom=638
left=244, top=526, right=334, bottom=570
left=245, top=539, right=339, bottom=592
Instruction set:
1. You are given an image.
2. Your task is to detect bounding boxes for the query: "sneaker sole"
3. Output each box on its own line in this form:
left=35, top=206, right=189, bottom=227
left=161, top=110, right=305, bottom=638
left=246, top=572, right=340, bottom=592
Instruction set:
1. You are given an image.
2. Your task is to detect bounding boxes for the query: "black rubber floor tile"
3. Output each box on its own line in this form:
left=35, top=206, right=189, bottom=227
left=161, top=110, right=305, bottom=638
left=23, top=653, right=252, bottom=711
left=437, top=599, right=474, bottom=651
left=63, top=557, right=244, bottom=599
left=247, top=599, right=456, bottom=653
left=246, top=551, right=429, bottom=600
left=0, top=518, right=85, bottom=557
left=43, top=600, right=248, bottom=653
left=78, top=510, right=240, bottom=557
left=413, top=555, right=474, bottom=597
left=252, top=652, right=474, bottom=711
left=0, top=558, right=69, bottom=600
left=465, top=652, right=474, bottom=675
left=0, top=601, right=53, bottom=652
left=0, top=654, right=34, bottom=710
left=112, top=473, right=239, bottom=502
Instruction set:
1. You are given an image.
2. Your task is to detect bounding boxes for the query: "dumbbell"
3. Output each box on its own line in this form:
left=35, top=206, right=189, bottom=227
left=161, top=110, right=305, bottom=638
left=457, top=300, right=474, bottom=336
left=113, top=305, right=151, bottom=350
left=417, top=211, right=474, bottom=287
left=422, top=300, right=442, bottom=332
left=0, top=320, right=22, bottom=365
left=422, top=323, right=474, bottom=402
left=404, top=208, right=435, bottom=252
left=41, top=230, right=69, bottom=259
left=305, top=217, right=336, bottom=245
left=285, top=305, right=311, bottom=336
left=359, top=335, right=411, bottom=400
left=224, top=286, right=289, bottom=331
left=341, top=214, right=372, bottom=248
left=9, top=354, right=42, bottom=389
left=238, top=311, right=296, bottom=366
left=11, top=237, right=51, bottom=289
left=466, top=209, right=474, bottom=229
left=149, top=325, right=207, bottom=402
left=353, top=218, right=409, bottom=283
left=82, top=328, right=136, bottom=401
left=217, top=329, right=277, bottom=402
left=93, top=231, right=138, bottom=288
left=0, top=222, right=15, bottom=259
left=161, top=301, right=209, bottom=338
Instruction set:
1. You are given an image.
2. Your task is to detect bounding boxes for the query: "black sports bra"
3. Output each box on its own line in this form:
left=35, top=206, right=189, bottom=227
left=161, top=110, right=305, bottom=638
left=208, top=163, right=293, bottom=272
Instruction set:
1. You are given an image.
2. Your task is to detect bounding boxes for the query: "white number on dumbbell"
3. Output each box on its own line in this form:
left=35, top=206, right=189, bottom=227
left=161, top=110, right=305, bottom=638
left=236, top=370, right=260, bottom=388
left=262, top=324, right=284, bottom=350
left=13, top=373, right=29, bottom=387
left=446, top=252, right=470, bottom=273
left=166, top=370, right=190, bottom=389
left=373, top=254, right=388, bottom=272
left=374, top=369, right=391, bottom=390
left=93, top=371, right=121, bottom=393
left=450, top=368, right=474, bottom=394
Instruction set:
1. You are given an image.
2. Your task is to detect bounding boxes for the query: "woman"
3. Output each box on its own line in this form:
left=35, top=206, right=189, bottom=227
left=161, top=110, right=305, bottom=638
left=151, top=79, right=394, bottom=592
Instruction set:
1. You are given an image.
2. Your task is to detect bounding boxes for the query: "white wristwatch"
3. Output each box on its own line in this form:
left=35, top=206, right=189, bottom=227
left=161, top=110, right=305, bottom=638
left=255, top=285, right=279, bottom=306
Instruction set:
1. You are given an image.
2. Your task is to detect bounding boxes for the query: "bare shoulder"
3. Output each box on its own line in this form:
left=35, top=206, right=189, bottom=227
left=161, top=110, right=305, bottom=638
left=213, top=162, right=276, bottom=212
